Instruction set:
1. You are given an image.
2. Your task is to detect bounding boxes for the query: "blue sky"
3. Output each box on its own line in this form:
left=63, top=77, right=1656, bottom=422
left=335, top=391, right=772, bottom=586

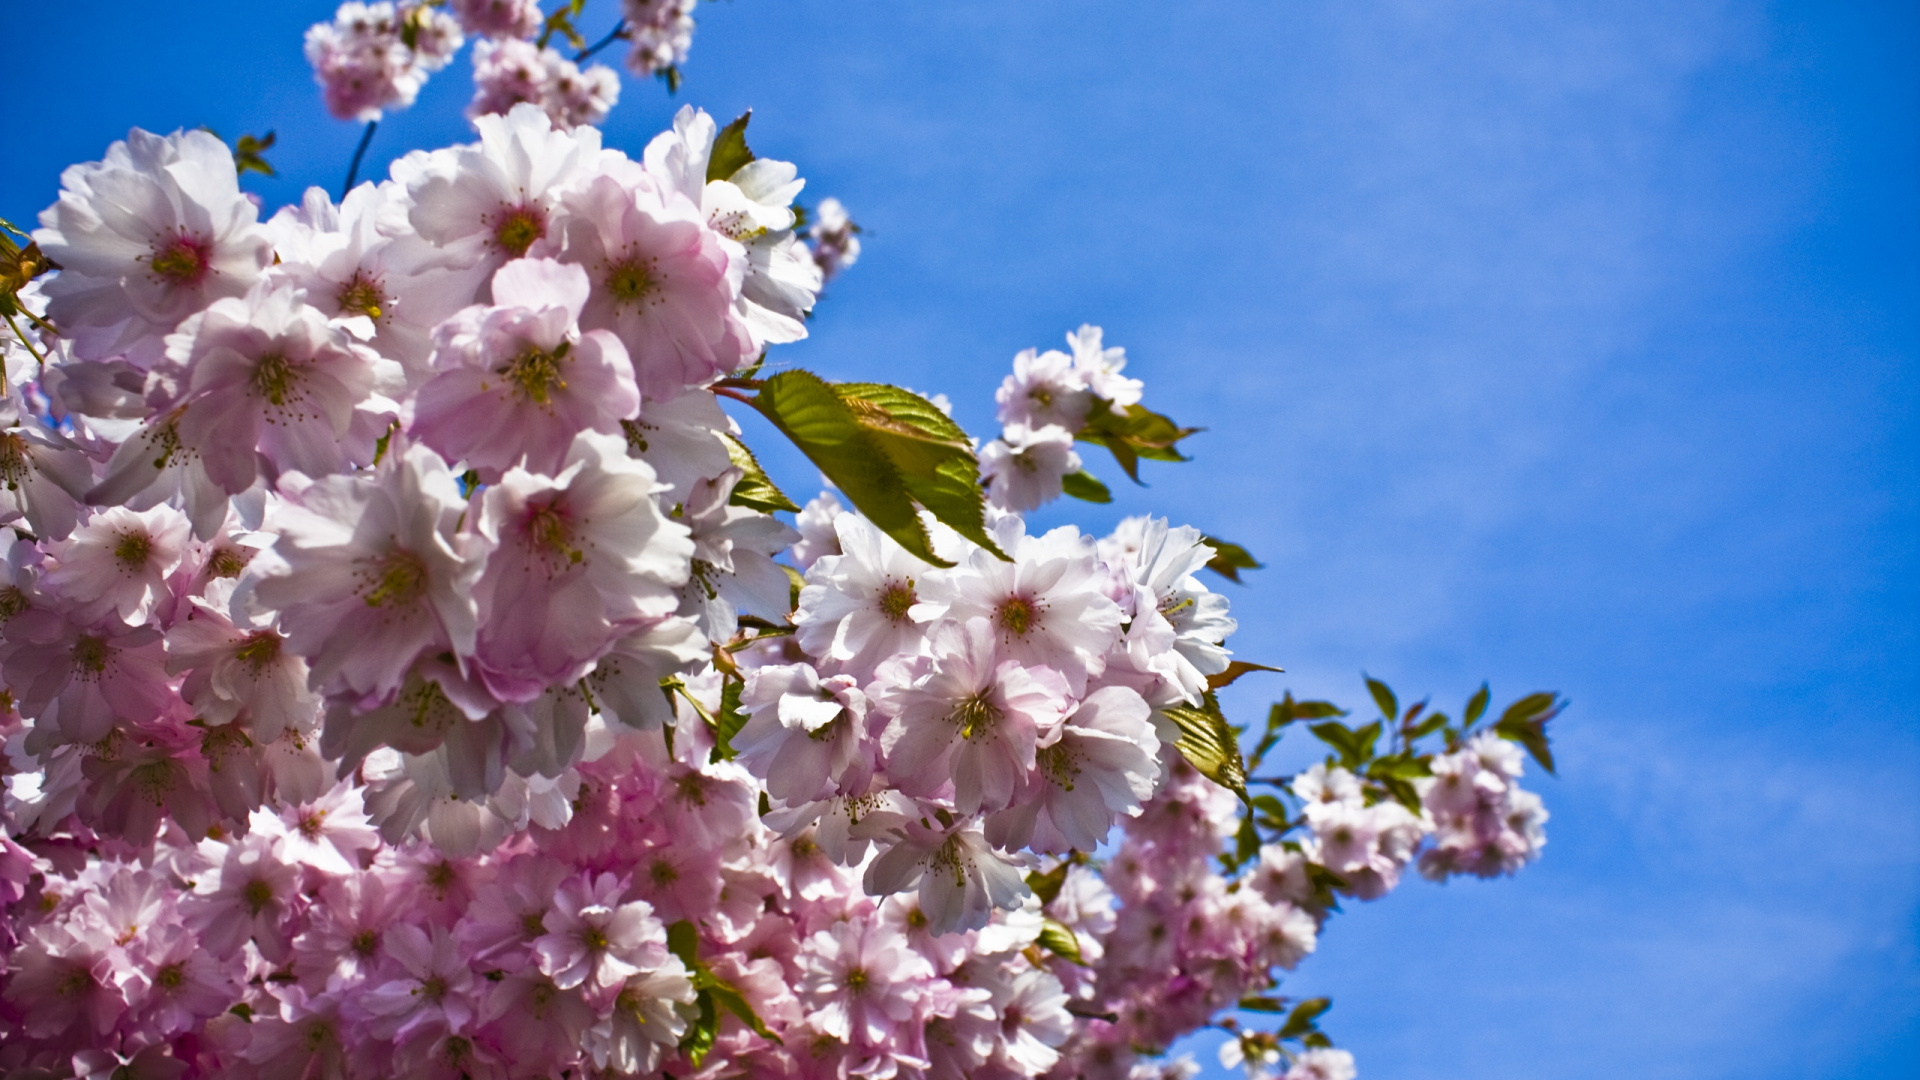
left=4, top=1, right=1915, bottom=1076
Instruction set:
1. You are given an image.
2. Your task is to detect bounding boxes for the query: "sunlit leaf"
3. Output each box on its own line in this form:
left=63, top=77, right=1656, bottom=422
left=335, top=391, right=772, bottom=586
left=1060, top=468, right=1113, bottom=503
left=1160, top=691, right=1247, bottom=796
left=1279, top=997, right=1332, bottom=1039
left=719, top=431, right=800, bottom=513
left=707, top=110, right=756, bottom=182
left=1036, top=918, right=1086, bottom=965
left=1207, top=660, right=1284, bottom=691
left=1201, top=535, right=1262, bottom=583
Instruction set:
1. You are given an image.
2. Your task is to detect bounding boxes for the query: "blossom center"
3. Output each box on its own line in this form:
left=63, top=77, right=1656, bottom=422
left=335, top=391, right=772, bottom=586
left=878, top=580, right=917, bottom=623
left=336, top=272, right=386, bottom=320
left=71, top=635, right=110, bottom=675
left=113, top=529, right=152, bottom=569
left=234, top=629, right=282, bottom=673
left=351, top=929, right=379, bottom=957
left=996, top=595, right=1038, bottom=637
left=951, top=692, right=1000, bottom=742
left=501, top=342, right=569, bottom=405
left=361, top=550, right=429, bottom=608
left=154, top=962, right=185, bottom=990
left=844, top=966, right=870, bottom=994
left=492, top=206, right=546, bottom=257
left=149, top=233, right=212, bottom=286
left=1038, top=742, right=1080, bottom=790
left=242, top=877, right=276, bottom=915
left=0, top=432, right=28, bottom=489
left=207, top=545, right=252, bottom=578
left=604, top=257, right=656, bottom=304
left=0, top=586, right=26, bottom=621
left=418, top=975, right=448, bottom=1002
left=526, top=503, right=583, bottom=565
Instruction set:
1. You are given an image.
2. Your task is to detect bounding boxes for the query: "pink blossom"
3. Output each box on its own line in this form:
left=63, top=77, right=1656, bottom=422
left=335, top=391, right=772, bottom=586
left=167, top=603, right=318, bottom=740
left=533, top=871, right=671, bottom=996
left=986, top=684, right=1160, bottom=854
left=356, top=923, right=480, bottom=1044
left=797, top=918, right=935, bottom=1047
left=794, top=510, right=948, bottom=679
left=41, top=504, right=190, bottom=625
left=736, top=663, right=873, bottom=804
left=450, top=0, right=543, bottom=38
left=413, top=259, right=641, bottom=482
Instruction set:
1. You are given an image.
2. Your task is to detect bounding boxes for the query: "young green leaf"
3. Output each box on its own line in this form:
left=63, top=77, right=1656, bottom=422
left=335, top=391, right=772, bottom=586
left=1278, top=997, right=1332, bottom=1039
left=712, top=678, right=748, bottom=761
left=747, top=371, right=945, bottom=566
left=718, top=431, right=801, bottom=513
left=1076, top=399, right=1200, bottom=482
left=233, top=131, right=276, bottom=178
left=1200, top=536, right=1263, bottom=583
left=834, top=382, right=1008, bottom=561
left=1025, top=861, right=1072, bottom=906
left=707, top=111, right=756, bottom=182
left=1363, top=675, right=1398, bottom=723
left=1060, top=468, right=1113, bottom=503
left=1464, top=682, right=1491, bottom=726
left=1238, top=996, right=1288, bottom=1013
left=1036, top=918, right=1086, bottom=965
left=1206, top=660, right=1285, bottom=691
left=1159, top=691, right=1248, bottom=797
left=1493, top=691, right=1564, bottom=774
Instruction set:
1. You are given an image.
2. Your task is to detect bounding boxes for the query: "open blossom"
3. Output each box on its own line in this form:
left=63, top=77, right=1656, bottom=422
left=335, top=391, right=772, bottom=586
left=996, top=347, right=1092, bottom=431
left=412, top=258, right=641, bottom=481
left=401, top=103, right=606, bottom=291
left=547, top=156, right=751, bottom=401
left=1067, top=323, right=1143, bottom=408
left=933, top=518, right=1124, bottom=695
left=166, top=602, right=318, bottom=740
left=644, top=106, right=823, bottom=348
left=0, top=607, right=175, bottom=746
left=95, top=280, right=395, bottom=510
left=533, top=872, right=671, bottom=995
left=470, top=430, right=693, bottom=698
left=866, top=818, right=1031, bottom=934
left=736, top=663, right=872, bottom=803
left=809, top=196, right=862, bottom=281
left=0, top=412, right=92, bottom=541
left=254, top=440, right=490, bottom=700
left=797, top=918, right=936, bottom=1047
left=982, top=422, right=1082, bottom=512
left=986, top=684, right=1161, bottom=853
left=34, top=127, right=272, bottom=366
left=1105, top=517, right=1237, bottom=705
left=795, top=509, right=949, bottom=679
left=877, top=617, right=1072, bottom=815
left=266, top=183, right=482, bottom=382
left=41, top=504, right=190, bottom=625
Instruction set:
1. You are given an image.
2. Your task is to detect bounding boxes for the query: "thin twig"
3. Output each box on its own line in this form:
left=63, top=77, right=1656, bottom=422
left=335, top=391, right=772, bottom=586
left=341, top=120, right=379, bottom=199
left=575, top=22, right=628, bottom=62
left=712, top=386, right=756, bottom=406
left=2, top=311, right=46, bottom=367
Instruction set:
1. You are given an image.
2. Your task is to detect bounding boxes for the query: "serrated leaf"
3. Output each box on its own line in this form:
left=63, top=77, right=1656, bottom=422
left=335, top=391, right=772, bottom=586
left=1077, top=399, right=1200, bottom=483
left=719, top=432, right=800, bottom=513
left=1060, top=468, right=1113, bottom=503
left=748, top=371, right=949, bottom=566
left=834, top=382, right=1007, bottom=561
left=679, top=989, right=719, bottom=1065
left=1160, top=691, right=1248, bottom=797
left=1238, top=995, right=1287, bottom=1013
left=783, top=564, right=804, bottom=612
left=707, top=111, right=756, bottom=182
left=1499, top=691, right=1561, bottom=726
left=1364, top=675, right=1398, bottom=723
left=1207, top=660, right=1285, bottom=691
left=1200, top=535, right=1263, bottom=583
left=1464, top=683, right=1491, bottom=725
left=1279, top=997, right=1332, bottom=1039
left=1036, top=918, right=1086, bottom=965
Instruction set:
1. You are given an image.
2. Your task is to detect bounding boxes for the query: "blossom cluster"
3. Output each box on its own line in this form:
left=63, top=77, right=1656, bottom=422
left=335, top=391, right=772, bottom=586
left=306, top=0, right=712, bottom=131
left=0, top=29, right=1557, bottom=1076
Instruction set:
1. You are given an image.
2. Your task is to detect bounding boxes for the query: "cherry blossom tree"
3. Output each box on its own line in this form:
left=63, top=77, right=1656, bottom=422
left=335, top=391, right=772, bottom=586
left=0, top=3, right=1563, bottom=1077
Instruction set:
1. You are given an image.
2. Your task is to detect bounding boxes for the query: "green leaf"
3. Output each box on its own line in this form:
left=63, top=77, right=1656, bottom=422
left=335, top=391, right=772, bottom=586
left=712, top=678, right=747, bottom=761
left=1493, top=691, right=1564, bottom=774
left=233, top=131, right=276, bottom=178
left=680, top=989, right=719, bottom=1065
left=1200, top=536, right=1263, bottom=583
left=659, top=64, right=682, bottom=94
left=707, top=111, right=756, bottom=182
left=1076, top=399, right=1200, bottom=483
left=1306, top=719, right=1379, bottom=769
left=1206, top=660, right=1285, bottom=691
left=1408, top=710, right=1449, bottom=740
left=718, top=431, right=800, bottom=513
left=1364, top=674, right=1398, bottom=723
left=1366, top=753, right=1432, bottom=780
left=1025, top=861, right=1071, bottom=906
left=1302, top=1032, right=1333, bottom=1049
left=698, top=970, right=781, bottom=1042
left=1238, top=995, right=1287, bottom=1013
left=835, top=382, right=1007, bottom=561
left=1233, top=808, right=1261, bottom=867
left=1160, top=691, right=1248, bottom=797
left=1279, top=997, right=1332, bottom=1039
left=1036, top=918, right=1086, bottom=965
left=1060, top=468, right=1113, bottom=503
left=1464, top=682, right=1491, bottom=726
left=748, top=371, right=946, bottom=566
left=1375, top=775, right=1424, bottom=812
left=666, top=919, right=700, bottom=971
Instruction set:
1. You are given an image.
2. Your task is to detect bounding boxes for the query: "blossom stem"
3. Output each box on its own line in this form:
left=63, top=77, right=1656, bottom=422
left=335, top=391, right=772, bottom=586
left=712, top=386, right=756, bottom=406
left=1, top=312, right=45, bottom=367
left=341, top=120, right=379, bottom=200
left=574, top=22, right=629, bottom=62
